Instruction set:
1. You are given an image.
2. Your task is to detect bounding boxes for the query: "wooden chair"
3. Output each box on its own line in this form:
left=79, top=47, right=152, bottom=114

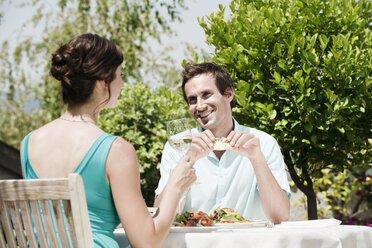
left=0, top=173, right=94, bottom=248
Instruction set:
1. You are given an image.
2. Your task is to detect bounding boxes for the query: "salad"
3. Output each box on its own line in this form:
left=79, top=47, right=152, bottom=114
left=173, top=208, right=251, bottom=227
left=174, top=211, right=214, bottom=226
left=210, top=207, right=251, bottom=223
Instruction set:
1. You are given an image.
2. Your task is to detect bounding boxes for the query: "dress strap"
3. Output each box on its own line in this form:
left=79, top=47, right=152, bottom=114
left=20, top=132, right=33, bottom=178
left=74, top=133, right=118, bottom=174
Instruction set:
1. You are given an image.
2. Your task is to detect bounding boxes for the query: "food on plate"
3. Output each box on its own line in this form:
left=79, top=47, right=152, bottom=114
left=210, top=207, right=251, bottom=223
left=174, top=211, right=214, bottom=226
left=213, top=137, right=233, bottom=151
left=173, top=208, right=251, bottom=227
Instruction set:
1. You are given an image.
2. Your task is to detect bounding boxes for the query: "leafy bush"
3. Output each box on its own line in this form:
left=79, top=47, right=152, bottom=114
left=200, top=0, right=371, bottom=219
left=315, top=167, right=372, bottom=226
left=99, top=83, right=190, bottom=205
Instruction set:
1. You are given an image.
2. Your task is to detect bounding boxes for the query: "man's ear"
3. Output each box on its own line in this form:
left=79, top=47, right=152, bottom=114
left=224, top=87, right=234, bottom=101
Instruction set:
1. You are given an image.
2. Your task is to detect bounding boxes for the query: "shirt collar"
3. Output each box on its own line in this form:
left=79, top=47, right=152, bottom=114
left=196, top=118, right=240, bottom=133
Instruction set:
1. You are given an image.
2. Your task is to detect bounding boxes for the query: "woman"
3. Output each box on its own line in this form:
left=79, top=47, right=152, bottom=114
left=20, top=33, right=197, bottom=247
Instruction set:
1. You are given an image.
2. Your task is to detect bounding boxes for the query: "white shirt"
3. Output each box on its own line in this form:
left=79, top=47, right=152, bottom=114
left=155, top=119, right=291, bottom=220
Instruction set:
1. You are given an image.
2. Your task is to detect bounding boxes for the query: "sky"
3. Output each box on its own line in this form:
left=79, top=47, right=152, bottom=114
left=0, top=0, right=232, bottom=65
left=159, top=0, right=231, bottom=63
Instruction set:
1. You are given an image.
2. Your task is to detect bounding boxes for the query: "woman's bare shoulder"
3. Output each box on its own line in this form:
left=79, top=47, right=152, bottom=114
left=109, top=137, right=137, bottom=163
left=106, top=136, right=139, bottom=178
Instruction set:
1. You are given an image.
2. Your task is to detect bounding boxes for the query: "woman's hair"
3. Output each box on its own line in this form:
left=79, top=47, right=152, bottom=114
left=181, top=62, right=234, bottom=107
left=50, top=33, right=123, bottom=105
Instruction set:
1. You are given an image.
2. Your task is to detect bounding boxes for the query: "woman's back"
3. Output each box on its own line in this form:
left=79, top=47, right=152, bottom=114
left=20, top=33, right=197, bottom=248
left=21, top=120, right=121, bottom=247
left=26, top=120, right=103, bottom=177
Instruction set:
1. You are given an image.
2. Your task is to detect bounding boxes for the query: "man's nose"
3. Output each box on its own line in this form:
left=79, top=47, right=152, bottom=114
left=196, top=98, right=206, bottom=110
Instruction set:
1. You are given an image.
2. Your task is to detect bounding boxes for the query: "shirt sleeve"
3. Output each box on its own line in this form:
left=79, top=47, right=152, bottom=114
left=154, top=141, right=182, bottom=196
left=261, top=134, right=291, bottom=198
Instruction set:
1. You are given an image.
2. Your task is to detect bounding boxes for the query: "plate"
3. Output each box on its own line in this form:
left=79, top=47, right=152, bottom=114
left=276, top=218, right=341, bottom=228
left=214, top=220, right=268, bottom=228
left=170, top=226, right=220, bottom=233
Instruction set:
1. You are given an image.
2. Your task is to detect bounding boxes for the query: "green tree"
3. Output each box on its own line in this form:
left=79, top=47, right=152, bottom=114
left=200, top=0, right=371, bottom=219
left=0, top=0, right=186, bottom=146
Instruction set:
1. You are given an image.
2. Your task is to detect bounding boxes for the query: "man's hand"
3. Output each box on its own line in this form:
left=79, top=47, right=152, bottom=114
left=185, top=129, right=214, bottom=162
left=227, top=131, right=262, bottom=161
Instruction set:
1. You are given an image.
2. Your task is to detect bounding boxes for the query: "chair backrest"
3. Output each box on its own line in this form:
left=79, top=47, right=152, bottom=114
left=0, top=173, right=94, bottom=248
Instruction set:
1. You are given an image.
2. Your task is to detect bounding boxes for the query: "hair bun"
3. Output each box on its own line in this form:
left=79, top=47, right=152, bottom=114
left=50, top=46, right=72, bottom=84
left=52, top=52, right=66, bottom=66
left=49, top=33, right=123, bottom=105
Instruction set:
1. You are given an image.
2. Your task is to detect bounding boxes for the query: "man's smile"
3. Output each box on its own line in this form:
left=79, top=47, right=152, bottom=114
left=197, top=110, right=213, bottom=119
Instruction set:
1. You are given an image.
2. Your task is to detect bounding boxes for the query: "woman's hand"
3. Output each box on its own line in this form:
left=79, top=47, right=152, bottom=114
left=167, top=155, right=197, bottom=195
left=185, top=129, right=214, bottom=162
left=166, top=130, right=216, bottom=196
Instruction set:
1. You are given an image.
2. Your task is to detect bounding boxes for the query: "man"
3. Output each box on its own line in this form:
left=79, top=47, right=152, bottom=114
left=155, top=62, right=290, bottom=224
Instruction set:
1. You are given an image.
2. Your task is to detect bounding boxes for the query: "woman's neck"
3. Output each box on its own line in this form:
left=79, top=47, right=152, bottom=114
left=60, top=106, right=99, bottom=124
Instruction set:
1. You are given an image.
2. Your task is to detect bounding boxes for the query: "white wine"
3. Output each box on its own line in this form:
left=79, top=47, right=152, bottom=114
left=168, top=138, right=192, bottom=152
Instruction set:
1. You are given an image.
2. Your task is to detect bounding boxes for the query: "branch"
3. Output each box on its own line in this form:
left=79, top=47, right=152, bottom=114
left=302, top=162, right=313, bottom=189
left=284, top=150, right=307, bottom=193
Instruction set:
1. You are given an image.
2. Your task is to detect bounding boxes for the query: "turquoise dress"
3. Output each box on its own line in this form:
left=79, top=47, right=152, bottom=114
left=21, top=132, right=121, bottom=248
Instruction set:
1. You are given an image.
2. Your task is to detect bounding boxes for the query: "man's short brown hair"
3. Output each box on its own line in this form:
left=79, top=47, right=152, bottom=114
left=181, top=62, right=234, bottom=107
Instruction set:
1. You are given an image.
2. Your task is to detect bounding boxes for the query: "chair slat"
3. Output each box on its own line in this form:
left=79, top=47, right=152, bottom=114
left=0, top=179, right=70, bottom=201
left=68, top=173, right=94, bottom=248
left=40, top=200, right=59, bottom=247
left=0, top=220, right=8, bottom=248
left=0, top=202, right=17, bottom=248
left=29, top=200, right=48, bottom=247
left=18, top=200, right=39, bottom=248
left=0, top=174, right=93, bottom=248
left=52, top=200, right=70, bottom=247
left=63, top=200, right=78, bottom=247
left=8, top=201, right=28, bottom=247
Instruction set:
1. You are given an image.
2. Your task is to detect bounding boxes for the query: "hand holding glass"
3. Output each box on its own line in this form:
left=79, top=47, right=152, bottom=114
left=166, top=118, right=194, bottom=213
left=166, top=118, right=201, bottom=186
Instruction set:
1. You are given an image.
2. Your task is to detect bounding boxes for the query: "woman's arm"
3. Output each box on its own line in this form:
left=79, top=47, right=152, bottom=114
left=106, top=137, right=196, bottom=248
left=154, top=130, right=215, bottom=210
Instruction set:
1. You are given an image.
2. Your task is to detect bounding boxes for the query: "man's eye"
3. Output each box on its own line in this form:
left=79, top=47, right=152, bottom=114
left=188, top=98, right=196, bottom=104
left=203, top=93, right=211, bottom=98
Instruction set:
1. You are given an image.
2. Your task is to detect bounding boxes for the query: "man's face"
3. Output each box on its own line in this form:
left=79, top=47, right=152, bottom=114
left=184, top=73, right=233, bottom=132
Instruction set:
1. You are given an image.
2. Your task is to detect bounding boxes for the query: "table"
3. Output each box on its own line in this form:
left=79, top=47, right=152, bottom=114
left=114, top=221, right=372, bottom=248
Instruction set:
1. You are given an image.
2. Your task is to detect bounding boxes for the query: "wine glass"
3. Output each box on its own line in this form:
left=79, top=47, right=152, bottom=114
left=166, top=118, right=193, bottom=213
left=166, top=118, right=192, bottom=154
left=166, top=118, right=201, bottom=187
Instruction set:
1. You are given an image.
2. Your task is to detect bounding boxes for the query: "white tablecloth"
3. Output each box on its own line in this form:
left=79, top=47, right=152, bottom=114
left=114, top=222, right=372, bottom=248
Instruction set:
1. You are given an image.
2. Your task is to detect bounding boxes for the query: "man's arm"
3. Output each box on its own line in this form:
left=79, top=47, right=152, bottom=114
left=228, top=131, right=290, bottom=224
left=250, top=150, right=290, bottom=224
